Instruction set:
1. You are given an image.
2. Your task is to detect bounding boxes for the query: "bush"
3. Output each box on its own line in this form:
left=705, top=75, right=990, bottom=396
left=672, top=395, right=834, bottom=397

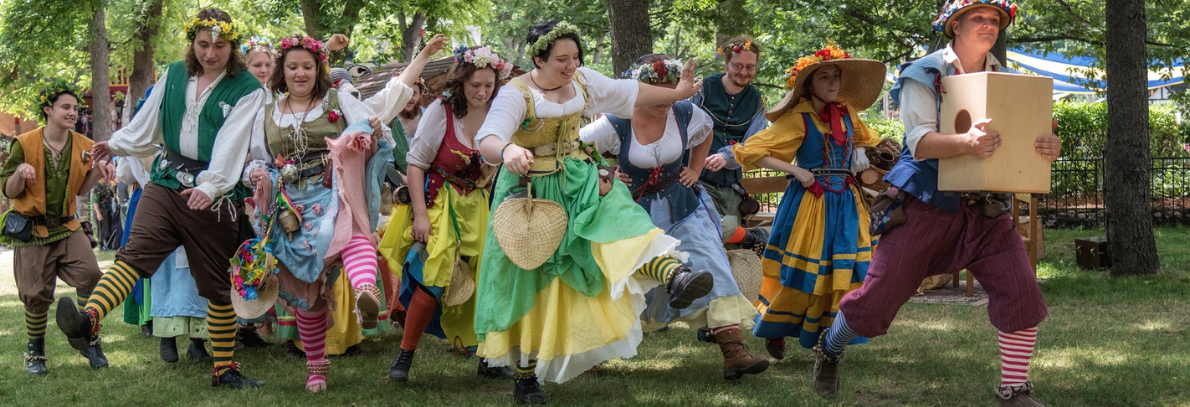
left=1054, top=101, right=1187, bottom=159
left=862, top=116, right=904, bottom=145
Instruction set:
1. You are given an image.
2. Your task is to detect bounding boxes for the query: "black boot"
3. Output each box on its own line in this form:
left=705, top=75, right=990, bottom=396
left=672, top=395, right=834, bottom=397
left=513, top=373, right=548, bottom=404
left=212, top=363, right=265, bottom=388
left=160, top=337, right=179, bottom=363
left=25, top=337, right=48, bottom=375
left=388, top=348, right=415, bottom=382
left=236, top=326, right=270, bottom=348
left=187, top=339, right=212, bottom=361
left=55, top=297, right=95, bottom=352
left=696, top=327, right=718, bottom=344
left=667, top=267, right=715, bottom=309
left=285, top=340, right=306, bottom=359
left=80, top=336, right=108, bottom=369
left=478, top=359, right=515, bottom=379
left=740, top=227, right=770, bottom=249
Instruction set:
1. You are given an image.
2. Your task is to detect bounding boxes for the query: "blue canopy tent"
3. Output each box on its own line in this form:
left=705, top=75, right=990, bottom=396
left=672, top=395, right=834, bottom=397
left=1006, top=47, right=1186, bottom=98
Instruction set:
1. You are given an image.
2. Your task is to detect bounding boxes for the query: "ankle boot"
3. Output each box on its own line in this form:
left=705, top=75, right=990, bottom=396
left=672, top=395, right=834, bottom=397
left=55, top=298, right=96, bottom=352
left=666, top=267, right=715, bottom=309
left=355, top=283, right=382, bottom=330
left=160, top=337, right=179, bottom=363
left=740, top=227, right=770, bottom=249
left=513, top=373, right=548, bottom=404
left=187, top=339, right=212, bottom=361
left=388, top=348, right=415, bottom=382
left=80, top=336, right=108, bottom=369
left=998, top=382, right=1045, bottom=407
left=765, top=337, right=786, bottom=360
left=25, top=337, right=48, bottom=375
left=713, top=328, right=769, bottom=380
left=478, top=359, right=515, bottom=379
left=212, top=362, right=265, bottom=389
left=812, top=329, right=843, bottom=399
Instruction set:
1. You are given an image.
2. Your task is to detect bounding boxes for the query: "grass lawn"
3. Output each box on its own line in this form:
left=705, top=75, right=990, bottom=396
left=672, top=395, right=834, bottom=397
left=0, top=227, right=1187, bottom=406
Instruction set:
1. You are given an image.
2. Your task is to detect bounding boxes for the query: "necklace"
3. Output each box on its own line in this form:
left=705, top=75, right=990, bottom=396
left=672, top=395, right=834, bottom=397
left=283, top=95, right=318, bottom=157
left=43, top=131, right=67, bottom=168
left=529, top=71, right=566, bottom=92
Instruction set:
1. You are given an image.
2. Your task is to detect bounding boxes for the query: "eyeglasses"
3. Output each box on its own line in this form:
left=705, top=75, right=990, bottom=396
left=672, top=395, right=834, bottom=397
left=730, top=63, right=757, bottom=72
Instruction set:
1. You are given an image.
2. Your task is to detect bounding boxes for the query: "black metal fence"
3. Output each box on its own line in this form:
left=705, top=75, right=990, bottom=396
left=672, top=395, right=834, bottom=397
left=742, top=156, right=1190, bottom=228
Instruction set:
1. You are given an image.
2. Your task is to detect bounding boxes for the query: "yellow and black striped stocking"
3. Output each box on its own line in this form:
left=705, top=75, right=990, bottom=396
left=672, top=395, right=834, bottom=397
left=84, top=261, right=143, bottom=322
left=207, top=302, right=238, bottom=375
left=26, top=310, right=47, bottom=339
left=635, top=256, right=681, bottom=284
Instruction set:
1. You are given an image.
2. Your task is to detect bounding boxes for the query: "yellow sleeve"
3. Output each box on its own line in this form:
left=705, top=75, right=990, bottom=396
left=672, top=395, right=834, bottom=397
left=731, top=112, right=805, bottom=172
left=850, top=111, right=880, bottom=148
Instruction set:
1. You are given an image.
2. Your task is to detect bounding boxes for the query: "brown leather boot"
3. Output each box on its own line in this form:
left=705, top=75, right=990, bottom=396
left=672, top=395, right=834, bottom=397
left=714, top=328, right=769, bottom=380
left=812, top=328, right=842, bottom=398
left=998, top=382, right=1045, bottom=407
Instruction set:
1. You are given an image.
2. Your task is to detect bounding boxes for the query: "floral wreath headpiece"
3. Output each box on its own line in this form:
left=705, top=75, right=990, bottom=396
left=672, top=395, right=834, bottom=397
left=932, top=0, right=1018, bottom=35
left=37, top=79, right=83, bottom=112
left=184, top=18, right=243, bottom=46
left=527, top=21, right=579, bottom=58
left=783, top=40, right=851, bottom=90
left=716, top=39, right=759, bottom=59
left=623, top=59, right=684, bottom=84
left=241, top=36, right=276, bottom=55
left=453, top=45, right=514, bottom=80
left=279, top=34, right=329, bottom=64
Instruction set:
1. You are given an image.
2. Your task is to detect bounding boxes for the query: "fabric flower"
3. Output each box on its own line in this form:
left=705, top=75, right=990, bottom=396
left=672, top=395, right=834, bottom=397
left=281, top=38, right=291, bottom=49
left=328, top=110, right=340, bottom=123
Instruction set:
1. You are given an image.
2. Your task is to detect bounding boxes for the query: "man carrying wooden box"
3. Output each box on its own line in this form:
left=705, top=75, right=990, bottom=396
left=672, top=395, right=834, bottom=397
left=809, top=1, right=1062, bottom=406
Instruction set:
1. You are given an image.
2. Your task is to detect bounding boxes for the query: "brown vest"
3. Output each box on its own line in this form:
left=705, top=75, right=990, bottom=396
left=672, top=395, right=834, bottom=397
left=13, top=127, right=94, bottom=237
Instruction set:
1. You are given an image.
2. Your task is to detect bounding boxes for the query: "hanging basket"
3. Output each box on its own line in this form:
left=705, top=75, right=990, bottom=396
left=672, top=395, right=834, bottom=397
left=492, top=184, right=567, bottom=270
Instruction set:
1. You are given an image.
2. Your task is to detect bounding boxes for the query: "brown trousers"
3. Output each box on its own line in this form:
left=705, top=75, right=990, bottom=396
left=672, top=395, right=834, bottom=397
left=116, top=183, right=242, bottom=304
left=14, top=232, right=101, bottom=313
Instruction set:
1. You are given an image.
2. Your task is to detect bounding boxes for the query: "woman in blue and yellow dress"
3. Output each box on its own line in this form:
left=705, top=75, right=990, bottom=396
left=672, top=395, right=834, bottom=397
left=728, top=43, right=886, bottom=360
left=472, top=21, right=713, bottom=404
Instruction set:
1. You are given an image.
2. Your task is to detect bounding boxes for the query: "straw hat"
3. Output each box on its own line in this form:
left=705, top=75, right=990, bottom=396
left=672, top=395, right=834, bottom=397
left=231, top=277, right=279, bottom=320
left=726, top=249, right=762, bottom=302
left=932, top=0, right=1018, bottom=38
left=766, top=43, right=886, bottom=122
left=493, top=187, right=567, bottom=270
left=442, top=247, right=476, bottom=307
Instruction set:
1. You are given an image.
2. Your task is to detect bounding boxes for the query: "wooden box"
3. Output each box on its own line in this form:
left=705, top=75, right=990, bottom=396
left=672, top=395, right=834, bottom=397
left=1074, top=236, right=1111, bottom=270
left=938, top=72, right=1053, bottom=193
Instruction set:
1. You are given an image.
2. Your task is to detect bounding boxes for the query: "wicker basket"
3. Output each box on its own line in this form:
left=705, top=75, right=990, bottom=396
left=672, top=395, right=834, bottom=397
left=230, top=277, right=279, bottom=320
left=493, top=186, right=567, bottom=270
left=442, top=245, right=476, bottom=307
left=726, top=249, right=763, bottom=302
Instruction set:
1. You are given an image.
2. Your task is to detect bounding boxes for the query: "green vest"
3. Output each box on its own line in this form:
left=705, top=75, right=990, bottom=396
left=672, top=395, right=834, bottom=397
left=153, top=61, right=260, bottom=198
left=697, top=73, right=766, bottom=187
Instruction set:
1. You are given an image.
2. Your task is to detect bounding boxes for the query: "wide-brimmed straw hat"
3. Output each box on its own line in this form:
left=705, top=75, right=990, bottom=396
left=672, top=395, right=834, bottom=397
left=765, top=43, right=887, bottom=122
left=726, top=249, right=762, bottom=302
left=443, top=246, right=476, bottom=307
left=231, top=277, right=279, bottom=320
left=932, top=0, right=1018, bottom=38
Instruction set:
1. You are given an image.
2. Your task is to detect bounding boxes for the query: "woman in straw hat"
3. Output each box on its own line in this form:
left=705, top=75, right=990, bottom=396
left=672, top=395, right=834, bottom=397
left=377, top=44, right=515, bottom=383
left=580, top=53, right=770, bottom=382
left=726, top=42, right=886, bottom=362
left=472, top=21, right=714, bottom=404
left=817, top=2, right=1055, bottom=406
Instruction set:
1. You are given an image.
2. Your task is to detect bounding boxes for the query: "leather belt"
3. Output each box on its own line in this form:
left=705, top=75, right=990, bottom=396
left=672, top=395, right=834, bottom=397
left=32, top=215, right=74, bottom=228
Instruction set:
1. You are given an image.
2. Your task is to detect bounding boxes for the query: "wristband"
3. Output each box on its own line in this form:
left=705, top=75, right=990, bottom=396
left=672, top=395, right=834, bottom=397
left=499, top=142, right=516, bottom=160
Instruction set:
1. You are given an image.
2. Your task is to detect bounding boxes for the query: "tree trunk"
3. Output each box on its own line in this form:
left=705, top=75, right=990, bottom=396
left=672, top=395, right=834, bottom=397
left=89, top=0, right=111, bottom=142
left=299, top=0, right=321, bottom=38
left=607, top=0, right=652, bottom=75
left=992, top=30, right=1007, bottom=66
left=123, top=0, right=163, bottom=126
left=400, top=13, right=428, bottom=63
left=1104, top=0, right=1159, bottom=275
left=592, top=32, right=605, bottom=65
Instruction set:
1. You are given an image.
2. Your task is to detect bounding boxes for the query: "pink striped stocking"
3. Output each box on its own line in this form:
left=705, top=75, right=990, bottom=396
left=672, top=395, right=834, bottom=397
left=998, top=326, right=1038, bottom=389
left=296, top=308, right=329, bottom=391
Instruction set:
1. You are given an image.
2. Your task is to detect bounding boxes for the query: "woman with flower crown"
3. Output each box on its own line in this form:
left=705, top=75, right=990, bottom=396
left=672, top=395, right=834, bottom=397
left=472, top=21, right=713, bottom=404
left=724, top=43, right=886, bottom=362
left=376, top=43, right=515, bottom=383
left=241, top=32, right=446, bottom=392
left=580, top=53, right=770, bottom=381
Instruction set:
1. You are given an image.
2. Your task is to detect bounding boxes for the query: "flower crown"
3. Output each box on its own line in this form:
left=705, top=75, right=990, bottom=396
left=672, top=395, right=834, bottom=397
left=279, top=34, right=329, bottom=64
left=240, top=36, right=276, bottom=55
left=184, top=18, right=242, bottom=46
left=37, top=79, right=81, bottom=111
left=783, top=41, right=851, bottom=89
left=624, top=59, right=684, bottom=84
left=932, top=0, right=1018, bottom=32
left=453, top=45, right=514, bottom=80
left=716, top=39, right=759, bottom=59
left=527, top=21, right=579, bottom=58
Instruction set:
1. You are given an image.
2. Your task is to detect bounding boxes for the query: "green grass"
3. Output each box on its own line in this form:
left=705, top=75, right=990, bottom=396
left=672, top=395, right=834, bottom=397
left=1, top=228, right=1188, bottom=406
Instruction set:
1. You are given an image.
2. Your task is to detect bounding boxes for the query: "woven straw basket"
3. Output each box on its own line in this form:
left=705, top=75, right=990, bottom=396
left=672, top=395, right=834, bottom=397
left=442, top=246, right=476, bottom=307
left=231, top=277, right=279, bottom=320
left=493, top=186, right=567, bottom=270
left=726, top=249, right=763, bottom=302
